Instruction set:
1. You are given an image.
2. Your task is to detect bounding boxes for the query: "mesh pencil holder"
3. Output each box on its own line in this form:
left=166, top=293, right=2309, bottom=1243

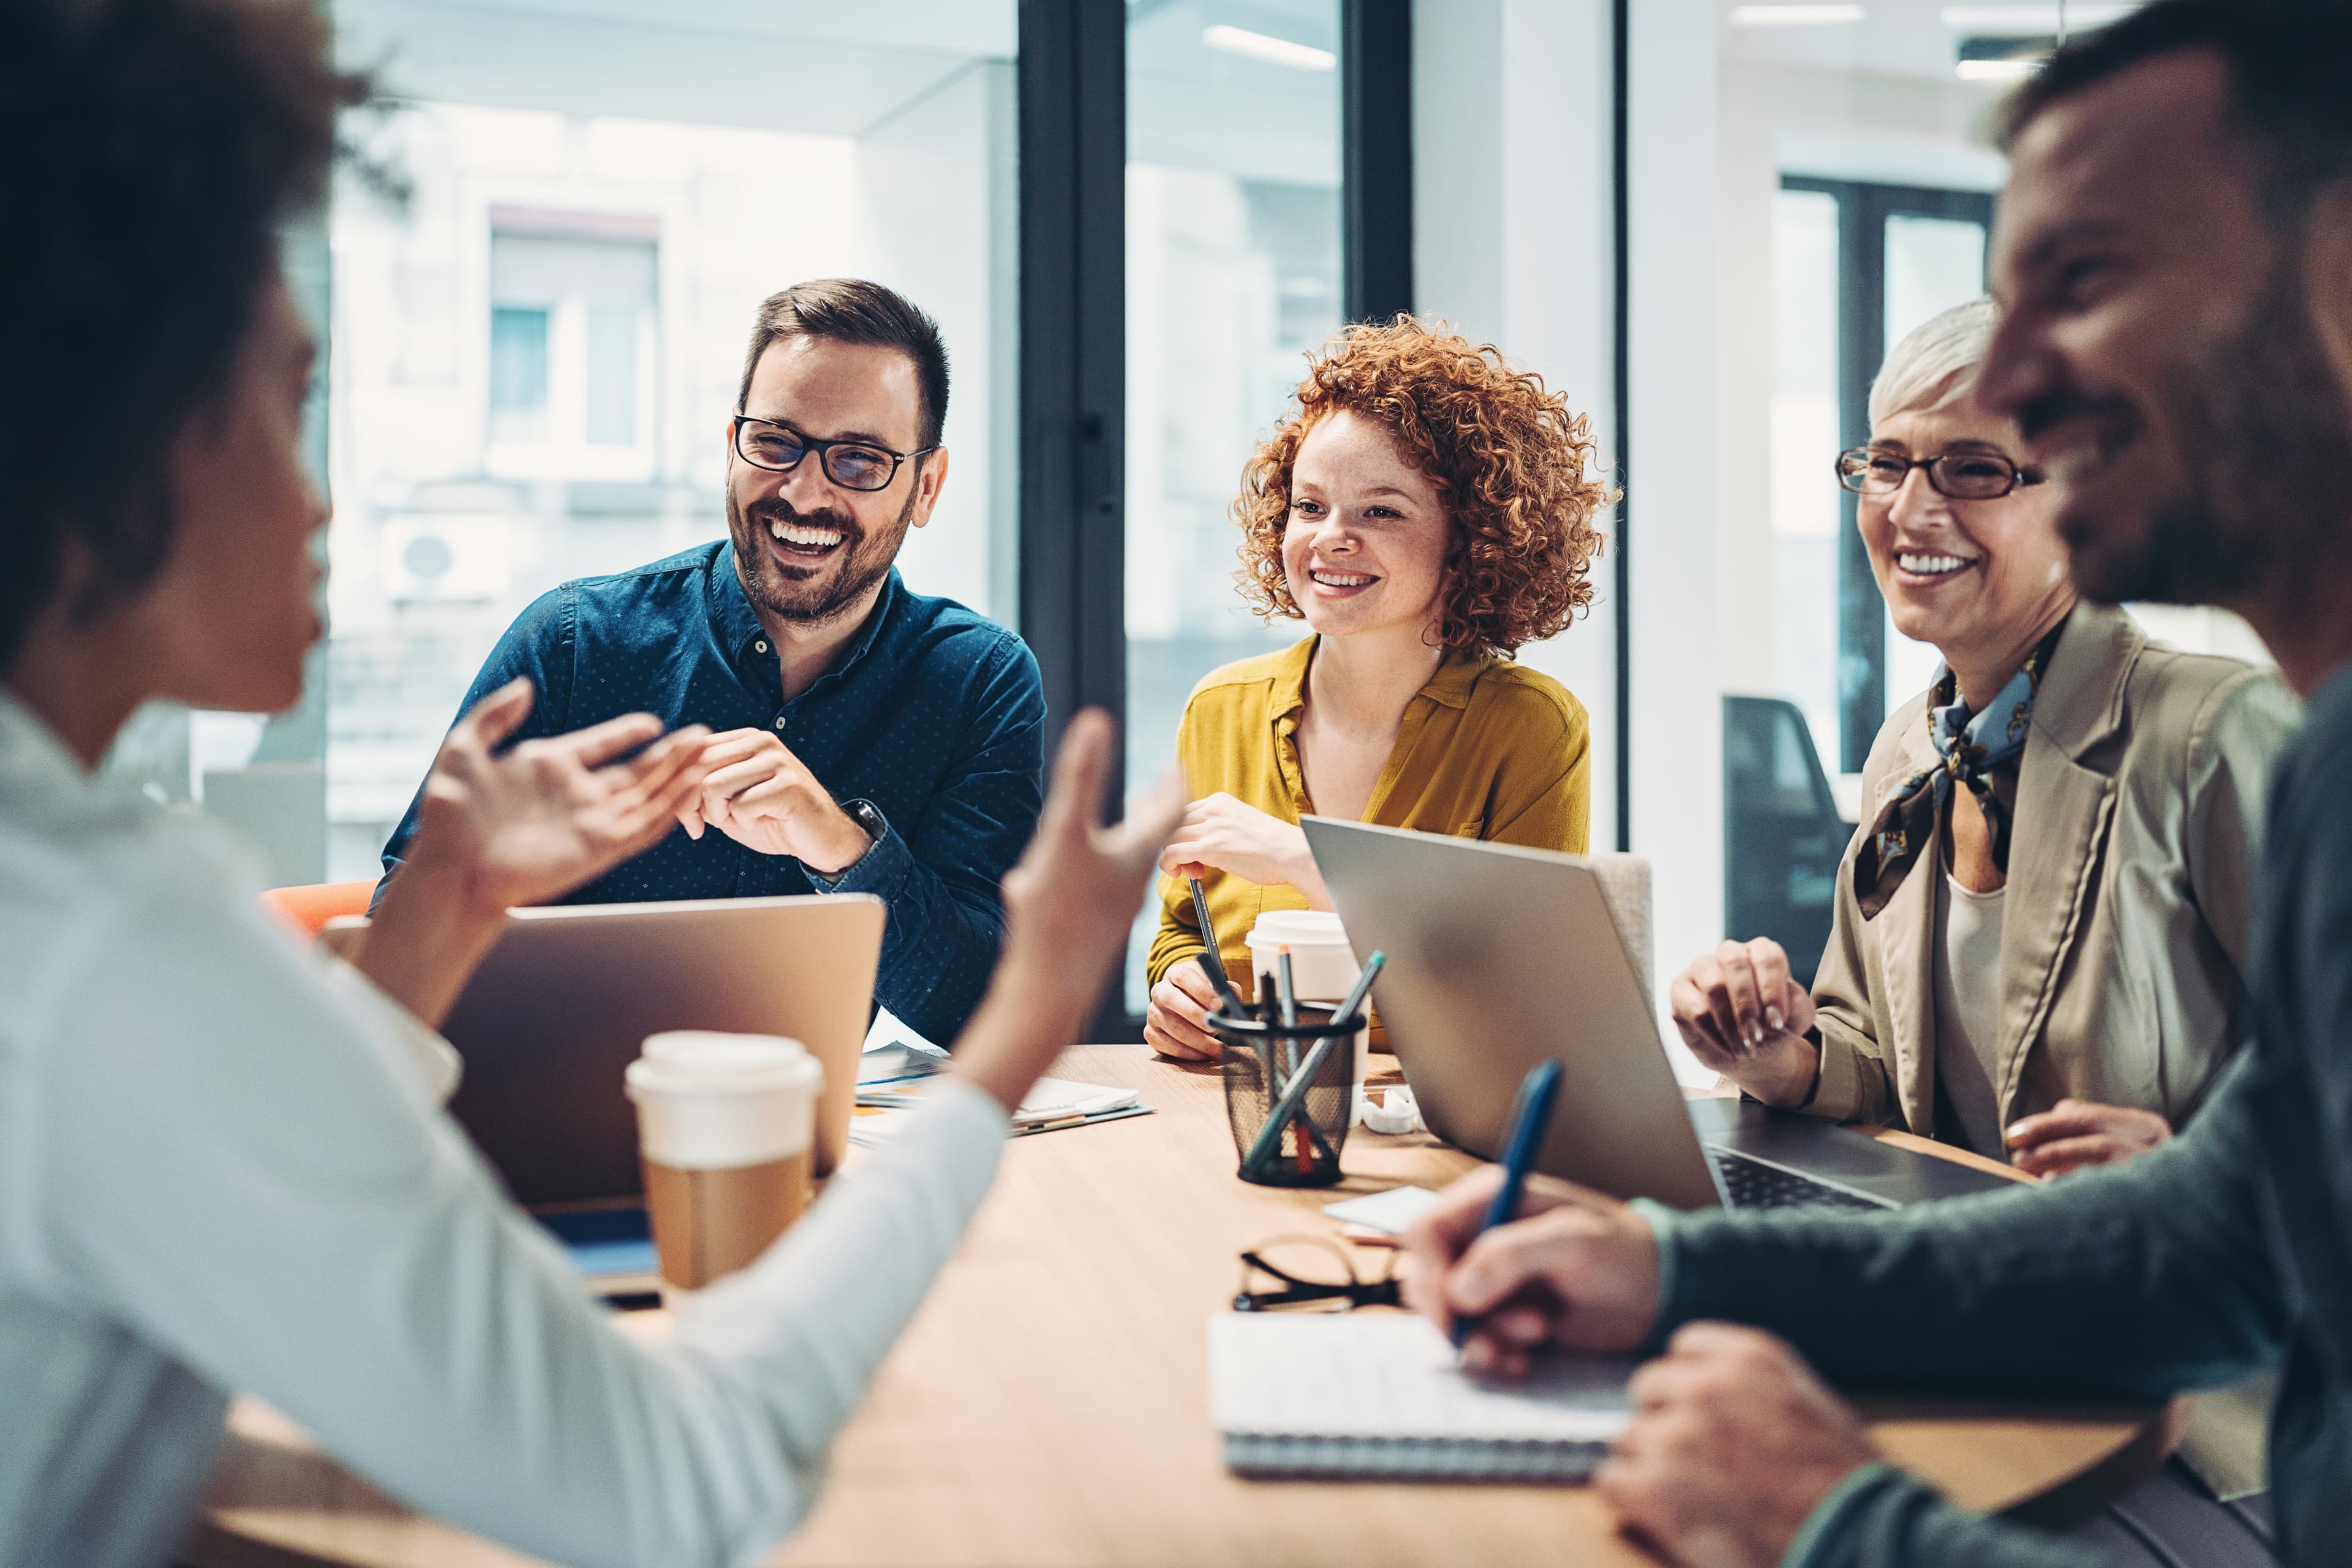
left=1213, top=1004, right=1359, bottom=1188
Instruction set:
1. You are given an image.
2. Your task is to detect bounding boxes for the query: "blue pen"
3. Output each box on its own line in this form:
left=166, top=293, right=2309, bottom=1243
left=1450, top=1058, right=1566, bottom=1350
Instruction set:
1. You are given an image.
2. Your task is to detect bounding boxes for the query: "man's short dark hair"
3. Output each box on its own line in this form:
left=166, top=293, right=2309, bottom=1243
left=1999, top=0, right=2352, bottom=228
left=734, top=279, right=952, bottom=452
left=0, top=0, right=368, bottom=668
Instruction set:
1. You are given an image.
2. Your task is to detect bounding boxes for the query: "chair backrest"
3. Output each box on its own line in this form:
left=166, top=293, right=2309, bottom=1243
left=1722, top=695, right=1849, bottom=988
left=1584, top=851, right=1654, bottom=1003
left=260, top=878, right=380, bottom=938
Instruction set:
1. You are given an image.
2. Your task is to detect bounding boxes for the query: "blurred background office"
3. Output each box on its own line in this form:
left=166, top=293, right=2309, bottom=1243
left=107, top=0, right=2252, bottom=1056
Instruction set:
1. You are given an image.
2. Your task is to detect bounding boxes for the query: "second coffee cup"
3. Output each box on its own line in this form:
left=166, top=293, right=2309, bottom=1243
left=625, top=1031, right=821, bottom=1300
left=1244, top=909, right=1370, bottom=1088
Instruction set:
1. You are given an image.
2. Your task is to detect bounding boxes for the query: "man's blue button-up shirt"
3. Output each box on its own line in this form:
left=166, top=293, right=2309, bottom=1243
left=380, top=541, right=1046, bottom=1044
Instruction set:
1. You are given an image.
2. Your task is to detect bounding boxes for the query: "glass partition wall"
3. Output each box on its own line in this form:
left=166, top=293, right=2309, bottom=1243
left=111, top=0, right=1392, bottom=1046
left=1776, top=176, right=1992, bottom=786
left=320, top=1, right=1020, bottom=880
left=1120, top=0, right=1346, bottom=1012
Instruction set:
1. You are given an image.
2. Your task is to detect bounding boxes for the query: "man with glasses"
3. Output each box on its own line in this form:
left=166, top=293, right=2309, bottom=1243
left=381, top=279, right=1042, bottom=1045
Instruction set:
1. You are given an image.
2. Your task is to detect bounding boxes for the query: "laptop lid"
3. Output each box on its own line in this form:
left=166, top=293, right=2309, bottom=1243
left=1301, top=818, right=1724, bottom=1209
left=322, top=894, right=882, bottom=1206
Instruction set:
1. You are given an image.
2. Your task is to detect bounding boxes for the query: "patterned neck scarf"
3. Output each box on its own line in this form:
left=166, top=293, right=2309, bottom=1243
left=1852, top=616, right=2070, bottom=920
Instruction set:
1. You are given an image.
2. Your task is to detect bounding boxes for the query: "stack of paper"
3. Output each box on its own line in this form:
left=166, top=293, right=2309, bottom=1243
left=1011, top=1077, right=1140, bottom=1130
left=857, top=1039, right=948, bottom=1089
left=849, top=1072, right=1151, bottom=1147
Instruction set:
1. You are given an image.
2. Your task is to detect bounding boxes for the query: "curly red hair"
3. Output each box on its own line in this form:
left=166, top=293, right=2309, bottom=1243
left=1233, top=316, right=1613, bottom=654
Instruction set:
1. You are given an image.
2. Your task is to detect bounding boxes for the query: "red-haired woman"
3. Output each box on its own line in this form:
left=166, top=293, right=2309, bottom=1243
left=1144, top=317, right=1614, bottom=1058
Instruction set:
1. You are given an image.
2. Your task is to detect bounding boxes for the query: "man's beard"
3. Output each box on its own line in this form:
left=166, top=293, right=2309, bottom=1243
left=2038, top=257, right=2352, bottom=608
left=727, top=484, right=917, bottom=627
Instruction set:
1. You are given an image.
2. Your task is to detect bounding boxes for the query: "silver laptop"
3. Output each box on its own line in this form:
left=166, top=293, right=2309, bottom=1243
left=322, top=894, right=883, bottom=1205
left=1301, top=818, right=2013, bottom=1212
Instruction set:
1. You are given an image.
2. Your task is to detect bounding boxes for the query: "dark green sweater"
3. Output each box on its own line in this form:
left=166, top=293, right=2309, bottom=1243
left=1649, top=660, right=2352, bottom=1567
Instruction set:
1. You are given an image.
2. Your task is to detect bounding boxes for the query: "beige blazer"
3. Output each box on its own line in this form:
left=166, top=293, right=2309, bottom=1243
left=1806, top=604, right=2298, bottom=1144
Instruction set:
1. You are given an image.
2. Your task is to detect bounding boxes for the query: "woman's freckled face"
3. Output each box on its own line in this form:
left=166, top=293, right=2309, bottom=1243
left=1860, top=402, right=2072, bottom=661
left=1281, top=409, right=1450, bottom=641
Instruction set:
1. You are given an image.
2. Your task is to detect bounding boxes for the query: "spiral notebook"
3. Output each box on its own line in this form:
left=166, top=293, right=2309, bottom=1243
left=1208, top=1313, right=1634, bottom=1482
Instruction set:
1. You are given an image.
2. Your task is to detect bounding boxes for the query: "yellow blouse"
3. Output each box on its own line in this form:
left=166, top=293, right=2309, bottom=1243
left=1147, top=635, right=1591, bottom=998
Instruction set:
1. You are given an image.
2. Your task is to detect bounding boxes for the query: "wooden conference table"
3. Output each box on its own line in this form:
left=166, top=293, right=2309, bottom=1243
left=189, top=1047, right=2175, bottom=1568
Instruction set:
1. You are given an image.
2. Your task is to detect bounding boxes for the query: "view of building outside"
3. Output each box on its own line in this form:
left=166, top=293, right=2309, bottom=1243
left=315, top=4, right=1018, bottom=881
left=1122, top=0, right=1344, bottom=1010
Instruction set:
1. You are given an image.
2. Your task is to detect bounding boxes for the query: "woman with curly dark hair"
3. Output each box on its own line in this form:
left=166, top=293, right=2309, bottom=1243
left=0, top=1, right=1175, bottom=1560
left=1144, top=317, right=1614, bottom=1058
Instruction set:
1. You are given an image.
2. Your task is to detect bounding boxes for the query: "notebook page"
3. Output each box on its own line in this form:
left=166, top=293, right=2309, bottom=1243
left=1208, top=1313, right=1634, bottom=1444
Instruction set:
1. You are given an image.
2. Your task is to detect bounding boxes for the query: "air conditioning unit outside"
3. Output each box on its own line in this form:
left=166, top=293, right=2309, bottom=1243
left=381, top=514, right=513, bottom=602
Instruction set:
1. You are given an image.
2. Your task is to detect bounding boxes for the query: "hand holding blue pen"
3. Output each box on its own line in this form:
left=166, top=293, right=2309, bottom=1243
left=1449, top=1058, right=1565, bottom=1350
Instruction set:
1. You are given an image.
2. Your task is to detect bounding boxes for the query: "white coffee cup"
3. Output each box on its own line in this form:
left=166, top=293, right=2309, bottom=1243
left=1245, top=910, right=1369, bottom=1087
left=625, top=1031, right=821, bottom=1303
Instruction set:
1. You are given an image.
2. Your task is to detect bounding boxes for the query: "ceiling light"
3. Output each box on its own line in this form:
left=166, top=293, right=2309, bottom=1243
left=1730, top=4, right=1866, bottom=21
left=1202, top=24, right=1335, bottom=70
left=1956, top=32, right=2051, bottom=80
left=1940, top=5, right=2135, bottom=29
left=1957, top=57, right=2041, bottom=80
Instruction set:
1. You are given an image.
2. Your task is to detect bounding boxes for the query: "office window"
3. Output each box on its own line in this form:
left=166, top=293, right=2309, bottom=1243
left=1776, top=176, right=1994, bottom=779
left=95, top=227, right=334, bottom=885
left=1770, top=188, right=1842, bottom=785
left=1879, top=209, right=1991, bottom=714
left=321, top=4, right=1019, bottom=880
left=488, top=306, right=551, bottom=442
left=1121, top=0, right=1345, bottom=1011
left=484, top=224, right=660, bottom=477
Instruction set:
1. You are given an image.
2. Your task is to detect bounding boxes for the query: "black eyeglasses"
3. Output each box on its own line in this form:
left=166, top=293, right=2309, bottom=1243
left=1836, top=447, right=2045, bottom=501
left=1233, top=1234, right=1401, bottom=1313
left=731, top=413, right=937, bottom=492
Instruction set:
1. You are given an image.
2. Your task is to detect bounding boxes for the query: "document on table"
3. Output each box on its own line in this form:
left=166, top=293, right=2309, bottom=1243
left=1208, top=1313, right=1633, bottom=1482
left=851, top=1075, right=1150, bottom=1146
left=1320, top=1185, right=1443, bottom=1235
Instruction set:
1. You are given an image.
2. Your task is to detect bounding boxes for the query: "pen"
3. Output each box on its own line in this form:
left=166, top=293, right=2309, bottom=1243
left=1186, top=876, right=1247, bottom=1018
left=1330, top=951, right=1385, bottom=1034
left=1275, top=943, right=1300, bottom=1102
left=1240, top=1026, right=1346, bottom=1179
left=1450, top=1058, right=1565, bottom=1350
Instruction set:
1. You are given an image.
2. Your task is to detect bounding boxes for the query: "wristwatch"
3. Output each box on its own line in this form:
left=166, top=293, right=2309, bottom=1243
left=808, top=799, right=886, bottom=888
left=842, top=797, right=887, bottom=848
left=833, top=798, right=888, bottom=872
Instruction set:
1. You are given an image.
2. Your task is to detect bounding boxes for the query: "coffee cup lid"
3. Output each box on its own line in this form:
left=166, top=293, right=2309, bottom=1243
left=1245, top=909, right=1349, bottom=948
left=627, top=1031, right=820, bottom=1099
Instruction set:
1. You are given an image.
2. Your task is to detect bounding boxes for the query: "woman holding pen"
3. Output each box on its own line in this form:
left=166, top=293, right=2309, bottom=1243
left=1144, top=318, right=1613, bottom=1059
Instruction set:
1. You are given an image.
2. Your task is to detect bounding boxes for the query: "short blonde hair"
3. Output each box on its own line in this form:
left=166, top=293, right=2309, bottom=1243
left=1868, top=296, right=1999, bottom=428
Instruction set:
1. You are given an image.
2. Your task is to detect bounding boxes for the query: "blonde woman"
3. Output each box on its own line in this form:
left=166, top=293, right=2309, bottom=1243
left=1671, top=298, right=2294, bottom=1175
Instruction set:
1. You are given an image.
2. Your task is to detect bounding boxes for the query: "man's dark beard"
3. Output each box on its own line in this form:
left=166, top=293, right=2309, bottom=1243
left=727, top=483, right=917, bottom=627
left=2057, top=257, right=2352, bottom=606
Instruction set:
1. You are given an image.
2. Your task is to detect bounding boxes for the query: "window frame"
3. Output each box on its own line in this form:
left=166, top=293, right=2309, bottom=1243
left=1016, top=0, right=1411, bottom=1040
left=1779, top=175, right=1997, bottom=774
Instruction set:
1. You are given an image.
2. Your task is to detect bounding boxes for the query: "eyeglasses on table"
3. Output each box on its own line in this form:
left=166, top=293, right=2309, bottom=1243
left=1233, top=1233, right=1401, bottom=1313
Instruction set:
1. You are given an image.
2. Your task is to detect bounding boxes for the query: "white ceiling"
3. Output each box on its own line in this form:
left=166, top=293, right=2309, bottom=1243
left=1127, top=0, right=1342, bottom=184
left=334, top=0, right=1014, bottom=135
left=1717, top=1, right=2144, bottom=83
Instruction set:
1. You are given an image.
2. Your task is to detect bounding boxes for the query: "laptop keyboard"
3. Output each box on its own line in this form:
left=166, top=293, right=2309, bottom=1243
left=1707, top=1147, right=1891, bottom=1212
